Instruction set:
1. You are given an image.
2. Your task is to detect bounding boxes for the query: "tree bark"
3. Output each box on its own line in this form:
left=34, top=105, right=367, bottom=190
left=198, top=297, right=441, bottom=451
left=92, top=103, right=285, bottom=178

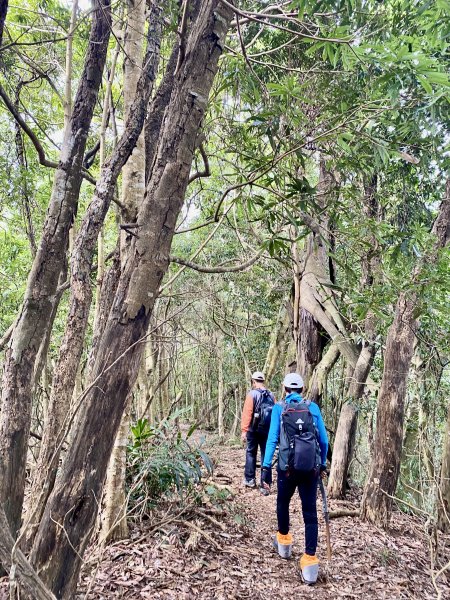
left=361, top=177, right=450, bottom=526
left=30, top=4, right=232, bottom=597
left=307, top=342, right=340, bottom=404
left=437, top=400, right=450, bottom=532
left=98, top=400, right=131, bottom=543
left=0, top=0, right=8, bottom=48
left=263, top=295, right=290, bottom=384
left=293, top=160, right=358, bottom=382
left=0, top=506, right=56, bottom=600
left=0, top=0, right=111, bottom=538
left=217, top=332, right=225, bottom=438
left=328, top=342, right=375, bottom=498
left=328, top=175, right=378, bottom=498
left=100, top=0, right=147, bottom=544
left=22, top=6, right=162, bottom=553
left=360, top=292, right=416, bottom=526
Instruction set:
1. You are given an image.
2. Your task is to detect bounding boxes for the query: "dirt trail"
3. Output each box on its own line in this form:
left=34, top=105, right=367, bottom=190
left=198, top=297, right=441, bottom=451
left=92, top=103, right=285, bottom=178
left=2, top=437, right=447, bottom=598
left=77, top=438, right=449, bottom=599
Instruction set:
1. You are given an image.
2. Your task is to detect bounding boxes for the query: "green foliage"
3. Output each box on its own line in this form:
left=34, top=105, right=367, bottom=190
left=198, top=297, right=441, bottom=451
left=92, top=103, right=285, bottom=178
left=127, top=413, right=213, bottom=512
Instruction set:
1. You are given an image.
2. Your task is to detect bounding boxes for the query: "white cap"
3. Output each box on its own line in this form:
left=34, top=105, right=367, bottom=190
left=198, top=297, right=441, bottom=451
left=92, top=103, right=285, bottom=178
left=283, top=373, right=304, bottom=389
left=251, top=371, right=265, bottom=382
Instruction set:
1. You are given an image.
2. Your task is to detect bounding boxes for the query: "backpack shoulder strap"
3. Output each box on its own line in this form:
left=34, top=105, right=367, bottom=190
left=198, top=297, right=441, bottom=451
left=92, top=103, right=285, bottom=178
left=251, top=388, right=266, bottom=409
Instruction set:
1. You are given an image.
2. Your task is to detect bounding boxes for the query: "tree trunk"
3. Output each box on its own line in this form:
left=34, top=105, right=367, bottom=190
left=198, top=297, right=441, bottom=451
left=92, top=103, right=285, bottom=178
left=328, top=342, right=375, bottom=498
left=263, top=295, right=290, bottom=385
left=437, top=400, right=450, bottom=532
left=22, top=6, right=162, bottom=552
left=293, top=160, right=356, bottom=381
left=99, top=0, right=147, bottom=545
left=307, top=342, right=340, bottom=404
left=361, top=178, right=450, bottom=526
left=98, top=399, right=131, bottom=543
left=0, top=0, right=9, bottom=47
left=360, top=292, right=416, bottom=525
left=217, top=333, right=225, bottom=438
left=0, top=506, right=56, bottom=600
left=328, top=175, right=378, bottom=498
left=30, top=5, right=231, bottom=597
left=297, top=307, right=323, bottom=388
left=0, top=0, right=111, bottom=538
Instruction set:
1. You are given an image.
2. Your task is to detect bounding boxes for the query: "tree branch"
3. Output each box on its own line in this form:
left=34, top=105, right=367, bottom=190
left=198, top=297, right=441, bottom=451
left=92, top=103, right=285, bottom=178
left=0, top=321, right=14, bottom=352
left=0, top=82, right=127, bottom=210
left=175, top=0, right=190, bottom=75
left=169, top=250, right=262, bottom=273
left=188, top=142, right=210, bottom=184
left=0, top=82, right=58, bottom=168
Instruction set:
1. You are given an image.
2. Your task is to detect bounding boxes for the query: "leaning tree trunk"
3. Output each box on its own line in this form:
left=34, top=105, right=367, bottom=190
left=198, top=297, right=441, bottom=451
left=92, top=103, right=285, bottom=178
left=263, top=295, right=290, bottom=385
left=361, top=178, right=450, bottom=527
left=293, top=160, right=359, bottom=384
left=437, top=400, right=450, bottom=532
left=328, top=339, right=375, bottom=498
left=328, top=175, right=378, bottom=498
left=30, top=4, right=232, bottom=597
left=307, top=343, right=340, bottom=404
left=0, top=0, right=111, bottom=538
left=294, top=161, right=335, bottom=386
left=100, top=0, right=147, bottom=544
left=360, top=292, right=417, bottom=526
left=21, top=5, right=162, bottom=552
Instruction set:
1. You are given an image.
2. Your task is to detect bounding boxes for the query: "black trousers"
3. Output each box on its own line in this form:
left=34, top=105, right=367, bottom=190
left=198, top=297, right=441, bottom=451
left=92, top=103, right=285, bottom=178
left=276, top=469, right=319, bottom=555
left=244, top=430, right=272, bottom=486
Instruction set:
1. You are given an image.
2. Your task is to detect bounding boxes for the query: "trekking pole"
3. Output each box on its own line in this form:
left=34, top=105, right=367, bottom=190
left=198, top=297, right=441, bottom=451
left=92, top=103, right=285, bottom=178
left=318, top=478, right=332, bottom=561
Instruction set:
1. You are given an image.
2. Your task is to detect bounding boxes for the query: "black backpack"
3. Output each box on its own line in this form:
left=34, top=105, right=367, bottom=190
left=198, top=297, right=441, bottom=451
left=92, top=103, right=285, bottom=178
left=278, top=400, right=321, bottom=473
left=252, top=389, right=275, bottom=434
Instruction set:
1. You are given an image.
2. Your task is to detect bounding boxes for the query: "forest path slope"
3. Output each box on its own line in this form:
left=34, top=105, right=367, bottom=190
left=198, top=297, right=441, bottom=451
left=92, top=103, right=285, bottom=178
left=78, top=439, right=449, bottom=599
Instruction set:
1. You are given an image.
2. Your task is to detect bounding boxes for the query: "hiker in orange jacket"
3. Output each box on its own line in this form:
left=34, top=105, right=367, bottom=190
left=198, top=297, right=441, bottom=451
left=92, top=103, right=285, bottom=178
left=241, top=371, right=275, bottom=495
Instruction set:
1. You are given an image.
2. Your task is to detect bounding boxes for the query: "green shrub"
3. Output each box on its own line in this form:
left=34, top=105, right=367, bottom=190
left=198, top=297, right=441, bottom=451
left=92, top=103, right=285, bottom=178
left=127, top=411, right=213, bottom=513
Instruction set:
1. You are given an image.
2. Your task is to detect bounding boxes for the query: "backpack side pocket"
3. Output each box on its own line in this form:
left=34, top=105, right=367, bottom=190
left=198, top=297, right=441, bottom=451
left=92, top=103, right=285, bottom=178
left=293, top=432, right=317, bottom=473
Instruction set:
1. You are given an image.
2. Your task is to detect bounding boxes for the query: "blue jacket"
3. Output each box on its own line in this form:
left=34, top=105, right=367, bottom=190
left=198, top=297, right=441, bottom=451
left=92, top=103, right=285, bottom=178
left=262, top=392, right=328, bottom=468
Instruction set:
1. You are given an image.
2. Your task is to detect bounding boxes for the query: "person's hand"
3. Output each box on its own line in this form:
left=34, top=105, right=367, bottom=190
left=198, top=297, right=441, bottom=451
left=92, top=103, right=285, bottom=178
left=261, top=467, right=271, bottom=490
left=241, top=432, right=247, bottom=446
left=320, top=464, right=328, bottom=479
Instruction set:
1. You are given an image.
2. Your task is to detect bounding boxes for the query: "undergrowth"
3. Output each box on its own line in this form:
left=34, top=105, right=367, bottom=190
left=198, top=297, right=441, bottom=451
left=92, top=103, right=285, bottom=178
left=126, top=411, right=213, bottom=517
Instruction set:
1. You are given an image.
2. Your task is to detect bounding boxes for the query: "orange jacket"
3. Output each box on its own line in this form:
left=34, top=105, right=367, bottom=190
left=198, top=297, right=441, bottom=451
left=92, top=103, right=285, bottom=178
left=241, top=392, right=255, bottom=433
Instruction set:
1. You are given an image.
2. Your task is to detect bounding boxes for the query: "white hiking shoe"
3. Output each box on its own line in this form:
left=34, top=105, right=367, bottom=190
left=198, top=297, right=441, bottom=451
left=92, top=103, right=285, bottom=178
left=243, top=478, right=256, bottom=488
left=272, top=532, right=293, bottom=559
left=299, top=553, right=319, bottom=585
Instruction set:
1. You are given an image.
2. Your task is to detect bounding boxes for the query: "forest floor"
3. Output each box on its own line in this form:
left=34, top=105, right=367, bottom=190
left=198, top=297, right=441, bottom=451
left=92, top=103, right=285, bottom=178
left=2, top=435, right=449, bottom=599
left=76, top=435, right=450, bottom=600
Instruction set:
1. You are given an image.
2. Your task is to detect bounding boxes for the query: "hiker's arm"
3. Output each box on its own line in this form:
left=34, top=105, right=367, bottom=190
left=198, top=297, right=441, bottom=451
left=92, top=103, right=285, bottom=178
left=241, top=392, right=254, bottom=434
left=262, top=404, right=281, bottom=468
left=315, top=407, right=329, bottom=466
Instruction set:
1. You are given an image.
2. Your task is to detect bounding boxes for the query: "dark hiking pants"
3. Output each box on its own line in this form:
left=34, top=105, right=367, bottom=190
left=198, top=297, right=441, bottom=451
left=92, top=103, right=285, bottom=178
left=244, top=431, right=272, bottom=486
left=276, top=469, right=319, bottom=555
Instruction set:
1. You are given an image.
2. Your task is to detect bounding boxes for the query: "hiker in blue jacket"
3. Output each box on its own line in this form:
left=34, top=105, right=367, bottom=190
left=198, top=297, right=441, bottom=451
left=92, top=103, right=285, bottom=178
left=261, top=372, right=328, bottom=584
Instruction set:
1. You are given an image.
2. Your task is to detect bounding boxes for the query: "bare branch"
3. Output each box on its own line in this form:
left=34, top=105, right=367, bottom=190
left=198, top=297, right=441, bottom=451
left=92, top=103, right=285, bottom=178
left=0, top=321, right=14, bottom=352
left=222, top=0, right=352, bottom=44
left=188, top=142, right=210, bottom=184
left=175, top=0, right=190, bottom=75
left=169, top=250, right=262, bottom=273
left=0, top=82, right=58, bottom=168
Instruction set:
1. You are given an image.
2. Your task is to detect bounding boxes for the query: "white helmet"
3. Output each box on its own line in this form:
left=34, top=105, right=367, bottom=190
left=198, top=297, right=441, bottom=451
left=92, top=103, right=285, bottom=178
left=251, top=371, right=265, bottom=382
left=283, top=373, right=304, bottom=389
